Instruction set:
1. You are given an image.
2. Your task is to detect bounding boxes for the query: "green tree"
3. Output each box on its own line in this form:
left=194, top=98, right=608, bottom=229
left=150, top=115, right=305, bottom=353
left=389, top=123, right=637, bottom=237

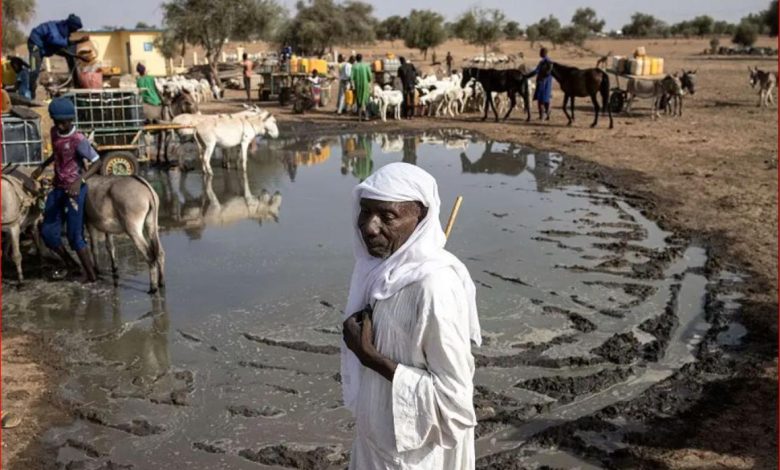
left=457, top=8, right=506, bottom=58
left=742, top=12, right=769, bottom=34
left=275, top=0, right=375, bottom=57
left=559, top=25, right=589, bottom=47
left=2, top=0, right=35, bottom=52
left=690, top=15, right=714, bottom=37
left=135, top=21, right=154, bottom=29
left=536, top=15, right=562, bottom=47
left=709, top=36, right=720, bottom=52
left=452, top=10, right=477, bottom=40
left=154, top=28, right=187, bottom=59
left=503, top=21, right=522, bottom=40
left=732, top=20, right=759, bottom=46
left=571, top=7, right=604, bottom=33
left=162, top=0, right=282, bottom=85
left=404, top=9, right=446, bottom=60
left=622, top=12, right=666, bottom=37
left=713, top=20, right=735, bottom=35
left=377, top=15, right=407, bottom=42
left=526, top=24, right=541, bottom=47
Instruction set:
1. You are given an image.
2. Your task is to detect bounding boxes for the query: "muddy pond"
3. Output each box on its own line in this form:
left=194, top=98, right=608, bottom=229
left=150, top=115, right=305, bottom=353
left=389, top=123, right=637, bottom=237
left=2, top=130, right=745, bottom=469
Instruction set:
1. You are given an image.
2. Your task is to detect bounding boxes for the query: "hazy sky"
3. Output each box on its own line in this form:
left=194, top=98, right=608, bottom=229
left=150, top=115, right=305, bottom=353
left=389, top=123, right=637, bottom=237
left=30, top=0, right=769, bottom=32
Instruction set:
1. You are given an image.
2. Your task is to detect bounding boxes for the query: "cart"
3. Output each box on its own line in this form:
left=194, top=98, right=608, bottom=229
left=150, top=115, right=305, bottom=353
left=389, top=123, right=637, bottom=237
left=607, top=71, right=669, bottom=114
left=62, top=89, right=190, bottom=175
left=1, top=108, right=43, bottom=166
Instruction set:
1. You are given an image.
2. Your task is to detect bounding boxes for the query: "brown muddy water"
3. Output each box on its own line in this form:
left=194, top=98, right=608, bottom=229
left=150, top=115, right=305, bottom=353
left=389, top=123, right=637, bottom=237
left=2, top=130, right=746, bottom=469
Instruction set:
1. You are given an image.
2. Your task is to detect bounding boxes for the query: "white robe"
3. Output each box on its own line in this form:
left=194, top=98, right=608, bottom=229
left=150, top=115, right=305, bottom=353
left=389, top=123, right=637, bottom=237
left=349, top=267, right=477, bottom=469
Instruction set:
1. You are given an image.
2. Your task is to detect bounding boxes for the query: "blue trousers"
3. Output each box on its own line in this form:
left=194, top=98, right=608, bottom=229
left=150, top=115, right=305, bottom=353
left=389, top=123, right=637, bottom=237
left=41, top=185, right=88, bottom=252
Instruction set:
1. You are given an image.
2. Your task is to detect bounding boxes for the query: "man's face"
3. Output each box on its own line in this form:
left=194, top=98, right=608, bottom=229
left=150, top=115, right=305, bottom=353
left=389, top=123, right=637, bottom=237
left=54, top=119, right=73, bottom=134
left=358, top=198, right=426, bottom=259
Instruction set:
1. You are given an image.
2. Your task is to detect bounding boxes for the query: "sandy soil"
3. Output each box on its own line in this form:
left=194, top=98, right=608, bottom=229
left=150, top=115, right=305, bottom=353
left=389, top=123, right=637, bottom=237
left=3, top=37, right=776, bottom=469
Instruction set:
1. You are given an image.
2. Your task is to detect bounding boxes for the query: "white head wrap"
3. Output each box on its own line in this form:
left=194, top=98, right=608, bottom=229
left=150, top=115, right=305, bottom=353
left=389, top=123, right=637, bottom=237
left=341, top=162, right=481, bottom=413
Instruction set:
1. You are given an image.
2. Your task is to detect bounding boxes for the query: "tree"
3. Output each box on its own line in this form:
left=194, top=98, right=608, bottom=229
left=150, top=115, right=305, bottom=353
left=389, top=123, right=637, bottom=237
left=526, top=24, right=541, bottom=47
left=154, top=28, right=187, bottom=59
left=671, top=20, right=695, bottom=38
left=742, top=13, right=769, bottom=34
left=690, top=15, right=714, bottom=37
left=622, top=12, right=666, bottom=37
left=709, top=36, right=720, bottom=53
left=536, top=15, right=562, bottom=47
left=377, top=15, right=407, bottom=42
left=135, top=21, right=154, bottom=29
left=559, top=25, right=589, bottom=47
left=503, top=21, right=522, bottom=40
left=571, top=7, right=604, bottom=34
left=2, top=0, right=35, bottom=52
left=713, top=20, right=735, bottom=35
left=404, top=9, right=446, bottom=60
left=162, top=0, right=282, bottom=85
left=275, top=0, right=375, bottom=57
left=766, top=0, right=779, bottom=36
left=456, top=8, right=506, bottom=58
left=732, top=20, right=759, bottom=47
left=452, top=10, right=477, bottom=40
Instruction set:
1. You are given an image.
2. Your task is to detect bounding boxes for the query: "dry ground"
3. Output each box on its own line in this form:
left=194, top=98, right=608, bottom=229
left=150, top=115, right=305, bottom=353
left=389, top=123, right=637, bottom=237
left=3, top=37, right=777, bottom=469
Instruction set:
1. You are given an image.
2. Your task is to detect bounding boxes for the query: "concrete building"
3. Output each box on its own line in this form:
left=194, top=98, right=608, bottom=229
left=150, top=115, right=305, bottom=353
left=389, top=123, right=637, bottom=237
left=72, top=29, right=167, bottom=76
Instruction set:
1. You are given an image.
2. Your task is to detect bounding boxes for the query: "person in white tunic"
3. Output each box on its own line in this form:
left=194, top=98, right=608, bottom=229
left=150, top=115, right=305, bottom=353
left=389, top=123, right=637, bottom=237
left=341, top=162, right=482, bottom=469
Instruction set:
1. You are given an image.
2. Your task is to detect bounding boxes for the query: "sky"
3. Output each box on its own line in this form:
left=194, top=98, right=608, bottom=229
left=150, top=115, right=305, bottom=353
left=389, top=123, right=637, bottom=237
left=30, top=0, right=770, bottom=32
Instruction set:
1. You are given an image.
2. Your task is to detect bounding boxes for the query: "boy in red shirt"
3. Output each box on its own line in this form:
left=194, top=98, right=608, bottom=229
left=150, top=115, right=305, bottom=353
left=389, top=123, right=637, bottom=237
left=32, top=97, right=101, bottom=281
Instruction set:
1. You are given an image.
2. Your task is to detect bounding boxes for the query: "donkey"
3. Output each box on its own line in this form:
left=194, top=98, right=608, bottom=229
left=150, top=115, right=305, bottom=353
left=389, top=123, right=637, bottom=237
left=194, top=111, right=279, bottom=175
left=1, top=166, right=46, bottom=282
left=461, top=67, right=531, bottom=122
left=547, top=62, right=613, bottom=129
left=749, top=66, right=777, bottom=107
left=85, top=175, right=165, bottom=293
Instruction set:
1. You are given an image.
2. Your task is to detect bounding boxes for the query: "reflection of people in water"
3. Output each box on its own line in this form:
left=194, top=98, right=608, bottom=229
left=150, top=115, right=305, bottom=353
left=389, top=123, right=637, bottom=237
left=460, top=141, right=528, bottom=176
left=340, top=134, right=373, bottom=181
left=402, top=135, right=418, bottom=165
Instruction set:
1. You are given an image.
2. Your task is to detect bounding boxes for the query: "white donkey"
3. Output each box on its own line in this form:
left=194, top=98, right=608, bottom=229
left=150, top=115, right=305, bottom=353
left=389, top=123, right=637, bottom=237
left=194, top=110, right=279, bottom=175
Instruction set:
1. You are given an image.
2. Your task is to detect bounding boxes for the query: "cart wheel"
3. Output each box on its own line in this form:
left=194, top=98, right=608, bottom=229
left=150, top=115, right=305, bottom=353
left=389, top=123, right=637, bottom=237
left=101, top=151, right=138, bottom=176
left=609, top=91, right=625, bottom=114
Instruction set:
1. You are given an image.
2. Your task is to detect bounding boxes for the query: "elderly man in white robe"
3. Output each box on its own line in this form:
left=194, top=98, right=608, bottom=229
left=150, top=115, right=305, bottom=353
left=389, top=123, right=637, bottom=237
left=342, top=162, right=482, bottom=469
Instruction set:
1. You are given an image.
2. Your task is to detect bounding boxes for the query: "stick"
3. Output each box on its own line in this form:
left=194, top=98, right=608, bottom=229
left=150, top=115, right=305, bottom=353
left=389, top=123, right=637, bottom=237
left=444, top=196, right=463, bottom=240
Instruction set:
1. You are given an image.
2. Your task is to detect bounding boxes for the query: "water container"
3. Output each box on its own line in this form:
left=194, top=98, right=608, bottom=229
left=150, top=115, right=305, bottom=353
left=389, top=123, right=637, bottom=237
left=290, top=57, right=299, bottom=73
left=628, top=58, right=642, bottom=75
left=610, top=56, right=623, bottom=73
left=656, top=58, right=664, bottom=75
left=634, top=46, right=647, bottom=57
left=641, top=58, right=652, bottom=76
left=373, top=60, right=383, bottom=72
left=300, top=58, right=309, bottom=73
left=345, top=89, right=354, bottom=106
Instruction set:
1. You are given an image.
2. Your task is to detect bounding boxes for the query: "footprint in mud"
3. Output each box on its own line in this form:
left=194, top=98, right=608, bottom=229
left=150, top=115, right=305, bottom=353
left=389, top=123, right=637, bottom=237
left=227, top=404, right=286, bottom=418
left=238, top=444, right=348, bottom=470
left=515, top=368, right=635, bottom=404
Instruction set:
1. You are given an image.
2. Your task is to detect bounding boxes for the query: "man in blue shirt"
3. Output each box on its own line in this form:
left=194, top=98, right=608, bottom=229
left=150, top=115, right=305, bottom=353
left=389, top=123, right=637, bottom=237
left=27, top=14, right=90, bottom=99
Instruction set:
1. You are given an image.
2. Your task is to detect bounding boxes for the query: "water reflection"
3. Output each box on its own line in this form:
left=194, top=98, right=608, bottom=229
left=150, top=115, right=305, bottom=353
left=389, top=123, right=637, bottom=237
left=340, top=134, right=374, bottom=181
left=152, top=167, right=282, bottom=240
left=460, top=141, right=528, bottom=176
